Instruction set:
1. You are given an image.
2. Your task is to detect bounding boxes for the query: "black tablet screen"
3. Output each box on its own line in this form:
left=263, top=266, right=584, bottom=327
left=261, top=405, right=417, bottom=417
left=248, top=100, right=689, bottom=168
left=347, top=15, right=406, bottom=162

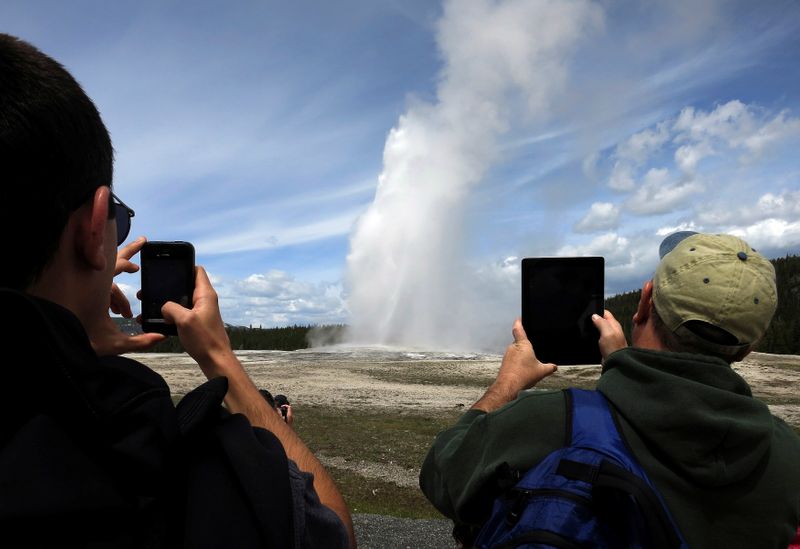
left=521, top=257, right=604, bottom=365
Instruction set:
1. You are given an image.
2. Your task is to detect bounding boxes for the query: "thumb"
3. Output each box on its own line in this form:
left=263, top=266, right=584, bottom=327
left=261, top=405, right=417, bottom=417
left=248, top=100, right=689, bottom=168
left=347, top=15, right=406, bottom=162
left=592, top=310, right=620, bottom=335
left=592, top=312, right=609, bottom=333
left=540, top=361, right=558, bottom=376
left=161, top=301, right=189, bottom=325
left=511, top=318, right=529, bottom=343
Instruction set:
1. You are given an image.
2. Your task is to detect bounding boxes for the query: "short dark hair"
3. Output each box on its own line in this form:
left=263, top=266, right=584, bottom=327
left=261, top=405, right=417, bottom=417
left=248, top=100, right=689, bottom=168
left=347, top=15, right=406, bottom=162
left=0, top=33, right=114, bottom=289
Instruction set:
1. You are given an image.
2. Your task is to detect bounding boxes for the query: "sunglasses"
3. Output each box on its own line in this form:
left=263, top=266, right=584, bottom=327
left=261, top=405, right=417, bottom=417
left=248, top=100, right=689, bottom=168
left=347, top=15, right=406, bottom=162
left=111, top=192, right=135, bottom=246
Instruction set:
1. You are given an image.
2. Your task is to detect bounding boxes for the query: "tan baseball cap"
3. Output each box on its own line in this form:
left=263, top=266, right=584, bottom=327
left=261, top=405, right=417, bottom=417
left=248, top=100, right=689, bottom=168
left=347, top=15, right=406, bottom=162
left=653, top=232, right=777, bottom=356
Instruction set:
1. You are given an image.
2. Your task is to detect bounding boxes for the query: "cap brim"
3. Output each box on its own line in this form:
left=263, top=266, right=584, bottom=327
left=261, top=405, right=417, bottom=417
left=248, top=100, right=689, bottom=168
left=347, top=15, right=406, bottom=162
left=658, top=231, right=698, bottom=259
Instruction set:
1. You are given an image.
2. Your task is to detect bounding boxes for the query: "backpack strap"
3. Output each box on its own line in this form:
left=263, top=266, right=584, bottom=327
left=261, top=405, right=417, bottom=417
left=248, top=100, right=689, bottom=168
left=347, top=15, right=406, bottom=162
left=564, top=389, right=687, bottom=549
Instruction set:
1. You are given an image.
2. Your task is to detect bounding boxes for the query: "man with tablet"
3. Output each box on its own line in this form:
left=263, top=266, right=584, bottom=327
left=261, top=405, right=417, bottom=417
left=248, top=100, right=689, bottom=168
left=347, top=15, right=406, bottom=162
left=420, top=232, right=800, bottom=547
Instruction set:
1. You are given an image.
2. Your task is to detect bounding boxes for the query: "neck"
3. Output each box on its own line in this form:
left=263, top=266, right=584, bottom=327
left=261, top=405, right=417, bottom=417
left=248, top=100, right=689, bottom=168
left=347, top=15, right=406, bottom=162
left=631, top=317, right=669, bottom=352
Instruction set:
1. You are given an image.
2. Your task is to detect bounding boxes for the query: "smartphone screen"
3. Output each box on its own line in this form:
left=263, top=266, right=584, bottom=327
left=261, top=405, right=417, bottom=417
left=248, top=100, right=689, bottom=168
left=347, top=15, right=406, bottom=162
left=141, top=241, right=195, bottom=335
left=521, top=257, right=604, bottom=365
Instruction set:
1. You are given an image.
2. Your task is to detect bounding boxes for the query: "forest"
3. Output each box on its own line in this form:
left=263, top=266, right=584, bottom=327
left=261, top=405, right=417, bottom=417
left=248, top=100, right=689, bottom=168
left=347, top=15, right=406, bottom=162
left=604, top=254, right=800, bottom=355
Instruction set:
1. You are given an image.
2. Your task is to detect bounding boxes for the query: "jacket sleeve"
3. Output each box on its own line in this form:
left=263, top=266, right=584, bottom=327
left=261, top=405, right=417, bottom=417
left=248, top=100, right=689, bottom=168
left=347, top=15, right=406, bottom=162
left=286, top=459, right=349, bottom=549
left=419, top=389, right=567, bottom=527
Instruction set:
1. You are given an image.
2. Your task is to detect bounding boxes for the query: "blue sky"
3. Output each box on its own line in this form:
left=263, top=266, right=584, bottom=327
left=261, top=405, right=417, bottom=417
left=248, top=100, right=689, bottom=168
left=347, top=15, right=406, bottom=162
left=4, top=0, right=799, bottom=349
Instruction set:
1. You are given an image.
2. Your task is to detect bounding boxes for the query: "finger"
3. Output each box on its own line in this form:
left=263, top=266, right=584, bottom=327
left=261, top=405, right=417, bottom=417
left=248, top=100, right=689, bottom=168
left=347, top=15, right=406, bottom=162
left=120, top=332, right=166, bottom=352
left=115, top=259, right=140, bottom=276
left=117, top=236, right=147, bottom=261
left=193, top=266, right=217, bottom=301
left=284, top=405, right=294, bottom=426
left=511, top=317, right=528, bottom=343
left=110, top=284, right=132, bottom=318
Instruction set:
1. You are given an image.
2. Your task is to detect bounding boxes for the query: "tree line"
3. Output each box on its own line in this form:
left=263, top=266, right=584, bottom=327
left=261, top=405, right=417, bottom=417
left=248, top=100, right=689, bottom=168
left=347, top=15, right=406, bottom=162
left=121, top=254, right=799, bottom=354
left=135, top=324, right=348, bottom=353
left=604, top=254, right=800, bottom=355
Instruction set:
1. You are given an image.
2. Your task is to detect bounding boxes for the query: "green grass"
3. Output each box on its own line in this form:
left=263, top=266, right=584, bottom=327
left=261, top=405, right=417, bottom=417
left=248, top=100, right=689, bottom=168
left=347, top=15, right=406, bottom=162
left=326, top=468, right=443, bottom=519
left=291, top=405, right=463, bottom=518
left=292, top=405, right=463, bottom=471
left=365, top=369, right=496, bottom=388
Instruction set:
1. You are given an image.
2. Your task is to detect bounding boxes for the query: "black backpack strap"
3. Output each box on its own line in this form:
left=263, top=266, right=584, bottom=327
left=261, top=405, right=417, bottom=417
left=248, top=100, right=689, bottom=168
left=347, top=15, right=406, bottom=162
left=178, top=379, right=295, bottom=549
left=592, top=460, right=681, bottom=549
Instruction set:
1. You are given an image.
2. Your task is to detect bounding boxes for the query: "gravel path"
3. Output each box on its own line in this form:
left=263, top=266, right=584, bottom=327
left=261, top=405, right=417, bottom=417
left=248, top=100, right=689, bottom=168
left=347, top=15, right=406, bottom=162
left=353, top=514, right=457, bottom=549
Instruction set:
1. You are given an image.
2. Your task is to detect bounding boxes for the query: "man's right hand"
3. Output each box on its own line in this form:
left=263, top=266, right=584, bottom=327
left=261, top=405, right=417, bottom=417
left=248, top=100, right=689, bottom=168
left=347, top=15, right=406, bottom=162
left=161, top=266, right=235, bottom=377
left=592, top=310, right=628, bottom=361
left=162, top=267, right=356, bottom=546
left=472, top=318, right=557, bottom=413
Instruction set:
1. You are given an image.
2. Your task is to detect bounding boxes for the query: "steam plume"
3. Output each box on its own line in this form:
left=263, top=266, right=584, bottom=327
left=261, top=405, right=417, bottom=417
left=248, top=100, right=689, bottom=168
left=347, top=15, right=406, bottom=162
left=346, top=0, right=602, bottom=350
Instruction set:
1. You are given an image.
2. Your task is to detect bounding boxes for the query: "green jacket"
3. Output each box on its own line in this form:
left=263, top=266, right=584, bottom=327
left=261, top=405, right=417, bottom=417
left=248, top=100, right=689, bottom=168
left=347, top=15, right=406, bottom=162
left=420, top=347, right=800, bottom=548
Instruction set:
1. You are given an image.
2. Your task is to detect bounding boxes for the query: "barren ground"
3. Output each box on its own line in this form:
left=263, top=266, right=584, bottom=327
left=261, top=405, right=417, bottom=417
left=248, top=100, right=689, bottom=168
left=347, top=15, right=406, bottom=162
left=132, top=349, right=800, bottom=506
left=134, top=350, right=800, bottom=426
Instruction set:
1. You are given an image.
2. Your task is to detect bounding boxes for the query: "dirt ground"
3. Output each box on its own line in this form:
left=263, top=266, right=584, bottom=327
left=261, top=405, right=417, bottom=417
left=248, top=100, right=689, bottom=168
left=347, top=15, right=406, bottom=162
left=134, top=349, right=800, bottom=428
left=132, top=349, right=800, bottom=519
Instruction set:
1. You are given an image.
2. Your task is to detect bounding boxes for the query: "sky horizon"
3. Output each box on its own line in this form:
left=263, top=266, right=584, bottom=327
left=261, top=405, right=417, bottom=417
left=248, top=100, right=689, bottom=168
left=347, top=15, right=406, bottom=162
left=4, top=0, right=799, bottom=350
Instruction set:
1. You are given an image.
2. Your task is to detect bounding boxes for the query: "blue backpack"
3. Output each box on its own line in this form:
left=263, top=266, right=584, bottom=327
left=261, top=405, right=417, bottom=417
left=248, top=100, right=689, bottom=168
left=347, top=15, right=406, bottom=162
left=473, top=389, right=688, bottom=549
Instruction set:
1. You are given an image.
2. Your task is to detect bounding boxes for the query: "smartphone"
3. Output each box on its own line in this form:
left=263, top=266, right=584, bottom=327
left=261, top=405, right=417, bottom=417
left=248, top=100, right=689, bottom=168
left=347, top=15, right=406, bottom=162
left=521, top=257, right=604, bottom=365
left=140, top=241, right=195, bottom=335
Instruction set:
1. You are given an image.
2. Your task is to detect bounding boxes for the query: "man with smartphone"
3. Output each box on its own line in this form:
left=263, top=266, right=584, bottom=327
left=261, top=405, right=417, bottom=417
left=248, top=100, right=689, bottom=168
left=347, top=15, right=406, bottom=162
left=420, top=232, right=800, bottom=547
left=0, top=33, right=354, bottom=548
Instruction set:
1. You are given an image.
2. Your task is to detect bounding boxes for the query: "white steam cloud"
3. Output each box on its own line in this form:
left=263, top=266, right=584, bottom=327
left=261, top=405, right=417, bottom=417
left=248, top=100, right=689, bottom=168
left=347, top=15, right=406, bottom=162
left=345, top=0, right=602, bottom=350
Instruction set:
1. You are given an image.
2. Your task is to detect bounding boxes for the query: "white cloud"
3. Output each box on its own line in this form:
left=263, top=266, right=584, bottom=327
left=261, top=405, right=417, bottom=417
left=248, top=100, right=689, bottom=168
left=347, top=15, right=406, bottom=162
left=557, top=232, right=630, bottom=264
left=217, top=270, right=348, bottom=327
left=674, top=140, right=714, bottom=173
left=696, top=189, right=800, bottom=227
left=742, top=110, right=800, bottom=156
left=558, top=232, right=662, bottom=293
left=607, top=122, right=670, bottom=191
left=727, top=219, right=800, bottom=251
left=616, top=122, right=671, bottom=164
left=672, top=100, right=800, bottom=166
left=195, top=207, right=364, bottom=254
left=602, top=100, right=800, bottom=197
left=625, top=168, right=703, bottom=215
left=575, top=202, right=620, bottom=232
left=581, top=151, right=600, bottom=180
left=656, top=221, right=700, bottom=236
left=608, top=162, right=637, bottom=191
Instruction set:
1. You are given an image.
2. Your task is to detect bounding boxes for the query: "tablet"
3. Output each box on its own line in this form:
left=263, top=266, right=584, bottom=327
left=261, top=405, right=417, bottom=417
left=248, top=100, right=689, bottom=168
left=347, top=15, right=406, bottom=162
left=521, top=257, right=604, bottom=365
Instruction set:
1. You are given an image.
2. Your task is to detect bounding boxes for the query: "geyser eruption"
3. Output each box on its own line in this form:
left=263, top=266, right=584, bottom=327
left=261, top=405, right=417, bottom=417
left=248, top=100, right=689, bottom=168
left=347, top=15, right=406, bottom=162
left=346, top=0, right=602, bottom=350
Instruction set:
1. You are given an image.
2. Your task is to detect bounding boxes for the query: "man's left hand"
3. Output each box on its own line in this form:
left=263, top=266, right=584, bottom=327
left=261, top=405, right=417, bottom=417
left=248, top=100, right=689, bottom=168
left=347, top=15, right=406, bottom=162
left=89, top=237, right=165, bottom=356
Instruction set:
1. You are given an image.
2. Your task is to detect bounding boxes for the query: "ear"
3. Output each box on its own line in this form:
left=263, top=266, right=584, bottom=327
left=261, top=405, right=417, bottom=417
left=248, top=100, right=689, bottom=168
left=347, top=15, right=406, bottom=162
left=76, top=186, right=112, bottom=271
left=633, top=280, right=654, bottom=325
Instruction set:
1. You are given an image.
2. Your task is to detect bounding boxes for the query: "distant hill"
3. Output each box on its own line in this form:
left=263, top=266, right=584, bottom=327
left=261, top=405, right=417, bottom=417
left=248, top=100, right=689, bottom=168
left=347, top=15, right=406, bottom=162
left=605, top=254, right=800, bottom=355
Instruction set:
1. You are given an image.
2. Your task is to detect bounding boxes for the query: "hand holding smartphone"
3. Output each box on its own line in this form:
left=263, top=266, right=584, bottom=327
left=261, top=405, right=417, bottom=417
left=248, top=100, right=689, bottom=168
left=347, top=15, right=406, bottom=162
left=140, top=241, right=195, bottom=335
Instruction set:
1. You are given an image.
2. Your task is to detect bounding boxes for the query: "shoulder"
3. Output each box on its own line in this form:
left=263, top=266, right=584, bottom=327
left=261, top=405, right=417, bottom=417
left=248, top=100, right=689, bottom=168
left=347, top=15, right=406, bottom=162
left=96, top=355, right=174, bottom=414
